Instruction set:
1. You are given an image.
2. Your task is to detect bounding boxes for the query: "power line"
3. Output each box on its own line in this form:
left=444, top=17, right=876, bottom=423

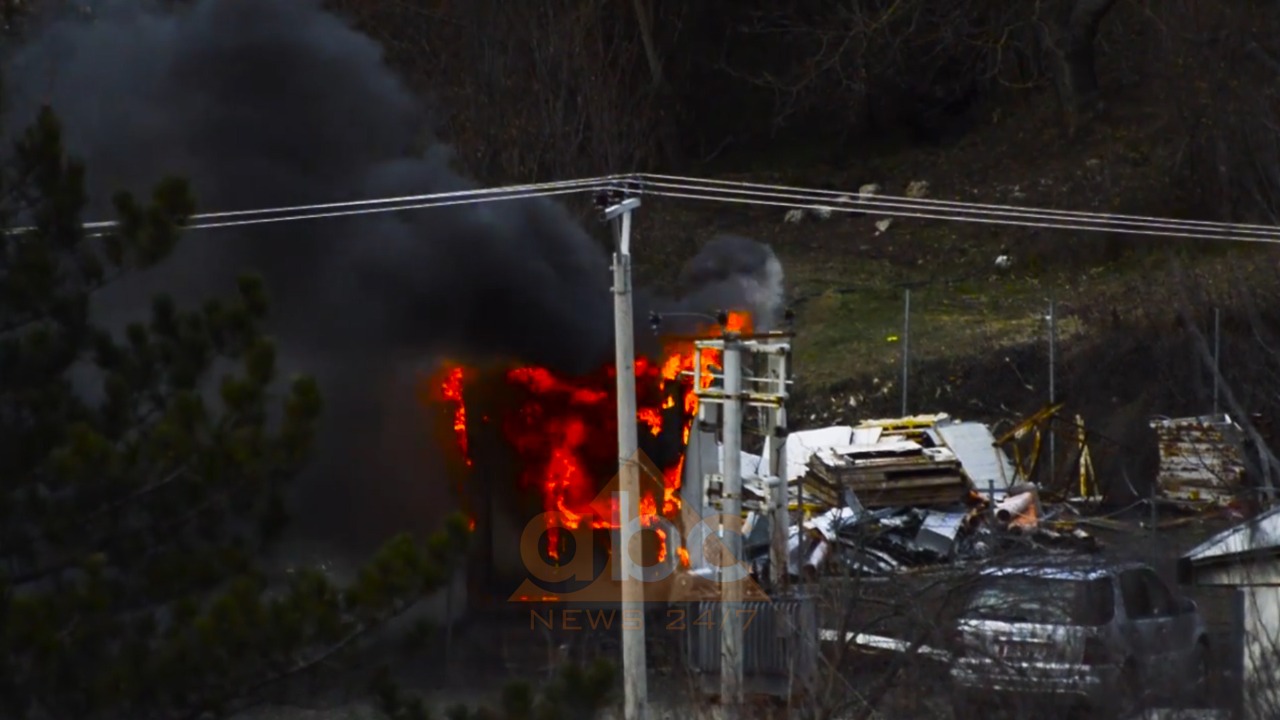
left=187, top=175, right=623, bottom=222
left=150, top=185, right=599, bottom=235
left=165, top=173, right=1280, bottom=242
left=5, top=175, right=627, bottom=236
left=633, top=175, right=1280, bottom=243
left=3, top=172, right=1278, bottom=243
left=639, top=173, right=1280, bottom=234
left=643, top=185, right=1280, bottom=244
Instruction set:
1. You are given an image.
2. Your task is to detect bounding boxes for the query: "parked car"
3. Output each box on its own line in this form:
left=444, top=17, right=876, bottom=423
left=949, top=560, right=1210, bottom=718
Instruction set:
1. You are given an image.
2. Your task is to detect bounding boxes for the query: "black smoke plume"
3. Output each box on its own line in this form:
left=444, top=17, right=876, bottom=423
left=1, top=0, right=784, bottom=559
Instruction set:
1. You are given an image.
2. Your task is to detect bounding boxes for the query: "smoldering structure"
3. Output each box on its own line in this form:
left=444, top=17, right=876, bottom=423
left=1, top=0, right=786, bottom=570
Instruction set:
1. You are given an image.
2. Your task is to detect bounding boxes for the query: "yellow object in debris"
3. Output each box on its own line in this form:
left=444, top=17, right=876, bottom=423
left=1077, top=413, right=1098, bottom=499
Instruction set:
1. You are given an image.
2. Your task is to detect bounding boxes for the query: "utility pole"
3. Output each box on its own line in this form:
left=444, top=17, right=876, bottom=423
left=1048, top=296, right=1057, bottom=485
left=606, top=196, right=647, bottom=720
left=762, top=351, right=789, bottom=591
left=901, top=288, right=911, bottom=417
left=686, top=326, right=793, bottom=709
left=720, top=334, right=745, bottom=715
left=1213, top=307, right=1221, bottom=415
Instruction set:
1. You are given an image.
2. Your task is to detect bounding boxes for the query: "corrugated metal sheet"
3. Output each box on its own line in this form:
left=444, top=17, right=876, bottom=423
left=784, top=426, right=855, bottom=481
left=935, top=421, right=1017, bottom=493
left=1151, top=414, right=1248, bottom=504
left=685, top=594, right=819, bottom=698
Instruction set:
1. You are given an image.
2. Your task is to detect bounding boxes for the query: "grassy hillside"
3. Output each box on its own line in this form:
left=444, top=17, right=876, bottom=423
left=632, top=91, right=1280, bottom=498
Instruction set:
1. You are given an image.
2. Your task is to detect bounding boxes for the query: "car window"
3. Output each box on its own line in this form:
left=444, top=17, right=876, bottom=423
left=1140, top=569, right=1176, bottom=616
left=964, top=576, right=1115, bottom=625
left=1119, top=569, right=1152, bottom=618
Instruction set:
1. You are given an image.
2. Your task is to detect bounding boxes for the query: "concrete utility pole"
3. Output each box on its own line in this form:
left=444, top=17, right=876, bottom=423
left=1048, top=296, right=1056, bottom=484
left=606, top=197, right=647, bottom=720
left=1213, top=307, right=1221, bottom=415
left=687, top=327, right=792, bottom=710
left=901, top=288, right=911, bottom=417
left=720, top=335, right=745, bottom=713
left=762, top=352, right=789, bottom=591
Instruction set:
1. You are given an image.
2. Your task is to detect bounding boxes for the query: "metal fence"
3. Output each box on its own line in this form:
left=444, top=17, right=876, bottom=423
left=684, top=593, right=819, bottom=699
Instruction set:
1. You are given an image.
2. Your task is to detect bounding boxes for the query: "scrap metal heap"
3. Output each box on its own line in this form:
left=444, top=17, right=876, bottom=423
left=733, top=414, right=1101, bottom=583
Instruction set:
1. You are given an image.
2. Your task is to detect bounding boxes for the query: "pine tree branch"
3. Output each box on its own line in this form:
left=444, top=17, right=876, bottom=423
left=7, top=471, right=246, bottom=587
left=189, top=598, right=426, bottom=720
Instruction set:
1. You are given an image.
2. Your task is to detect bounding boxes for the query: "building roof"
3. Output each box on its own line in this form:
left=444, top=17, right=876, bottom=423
left=1183, top=504, right=1280, bottom=565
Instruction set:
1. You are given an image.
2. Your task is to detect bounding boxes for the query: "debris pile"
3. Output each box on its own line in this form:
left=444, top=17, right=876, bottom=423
left=782, top=414, right=1011, bottom=510
left=737, top=414, right=1101, bottom=580
left=747, top=488, right=1099, bottom=579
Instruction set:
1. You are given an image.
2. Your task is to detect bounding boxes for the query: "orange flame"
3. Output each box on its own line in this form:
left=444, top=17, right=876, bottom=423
left=637, top=407, right=663, bottom=436
left=428, top=310, right=752, bottom=571
left=655, top=310, right=753, bottom=531
left=439, top=366, right=471, bottom=467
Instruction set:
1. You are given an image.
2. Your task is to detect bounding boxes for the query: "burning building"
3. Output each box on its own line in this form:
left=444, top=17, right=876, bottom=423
left=427, top=312, right=755, bottom=607
left=1, top=0, right=790, bottom=605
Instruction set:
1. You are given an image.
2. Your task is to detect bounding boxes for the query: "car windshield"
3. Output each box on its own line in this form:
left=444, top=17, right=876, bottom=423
left=964, top=575, right=1115, bottom=625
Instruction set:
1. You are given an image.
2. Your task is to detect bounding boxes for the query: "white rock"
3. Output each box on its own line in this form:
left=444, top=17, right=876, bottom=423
left=858, top=183, right=881, bottom=198
left=875, top=218, right=893, bottom=233
left=784, top=208, right=806, bottom=223
left=905, top=180, right=930, bottom=198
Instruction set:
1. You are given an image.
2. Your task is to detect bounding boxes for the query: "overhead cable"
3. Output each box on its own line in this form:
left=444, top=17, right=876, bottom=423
left=633, top=175, right=1280, bottom=244
left=638, top=173, right=1280, bottom=234
left=138, top=185, right=600, bottom=236
left=2, top=172, right=1277, bottom=243
left=5, top=175, right=627, bottom=236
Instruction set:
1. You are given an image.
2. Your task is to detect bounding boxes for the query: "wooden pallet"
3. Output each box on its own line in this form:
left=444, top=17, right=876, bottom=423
left=808, top=461, right=969, bottom=508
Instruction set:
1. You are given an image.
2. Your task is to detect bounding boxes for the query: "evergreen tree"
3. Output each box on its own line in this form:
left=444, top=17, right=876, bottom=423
left=0, top=107, right=469, bottom=719
left=433, top=660, right=618, bottom=720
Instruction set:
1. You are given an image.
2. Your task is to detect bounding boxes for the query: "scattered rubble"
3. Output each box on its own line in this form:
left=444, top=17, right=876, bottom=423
left=738, top=414, right=1101, bottom=581
left=783, top=195, right=854, bottom=223
left=904, top=179, right=930, bottom=198
left=779, top=180, right=920, bottom=224
left=748, top=490, right=1099, bottom=580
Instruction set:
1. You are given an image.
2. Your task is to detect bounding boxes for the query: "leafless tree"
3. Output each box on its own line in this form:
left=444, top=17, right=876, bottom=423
left=1042, top=0, right=1120, bottom=131
left=716, top=0, right=1127, bottom=140
left=1151, top=1, right=1280, bottom=223
left=330, top=0, right=685, bottom=183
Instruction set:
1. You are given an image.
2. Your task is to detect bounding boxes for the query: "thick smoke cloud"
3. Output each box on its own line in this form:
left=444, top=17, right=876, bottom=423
left=1, top=0, right=784, bottom=559
left=676, top=234, right=785, bottom=328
